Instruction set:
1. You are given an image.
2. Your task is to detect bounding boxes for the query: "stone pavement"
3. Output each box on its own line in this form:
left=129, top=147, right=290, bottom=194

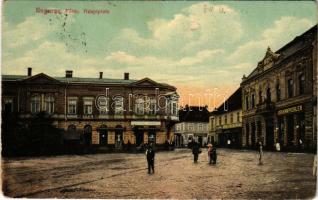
left=2, top=148, right=316, bottom=199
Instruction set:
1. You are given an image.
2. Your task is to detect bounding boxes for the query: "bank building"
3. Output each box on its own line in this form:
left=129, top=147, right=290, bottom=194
left=2, top=69, right=179, bottom=151
left=241, top=25, right=317, bottom=151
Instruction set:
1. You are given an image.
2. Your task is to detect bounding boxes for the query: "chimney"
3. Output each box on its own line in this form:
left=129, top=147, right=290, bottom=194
left=124, top=72, right=129, bottom=80
left=27, top=67, right=32, bottom=76
left=65, top=70, right=73, bottom=78
left=99, top=72, right=103, bottom=79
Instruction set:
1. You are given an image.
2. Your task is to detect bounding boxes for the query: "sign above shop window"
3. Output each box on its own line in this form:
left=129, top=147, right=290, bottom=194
left=277, top=105, right=303, bottom=116
left=131, top=121, right=161, bottom=126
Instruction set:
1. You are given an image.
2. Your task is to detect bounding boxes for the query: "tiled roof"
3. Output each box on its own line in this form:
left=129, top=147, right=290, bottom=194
left=211, top=87, right=242, bottom=115
left=244, top=25, right=317, bottom=81
left=178, top=106, right=209, bottom=122
left=2, top=74, right=173, bottom=87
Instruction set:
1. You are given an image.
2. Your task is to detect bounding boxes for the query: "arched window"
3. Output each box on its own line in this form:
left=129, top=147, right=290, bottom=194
left=67, top=124, right=76, bottom=134
left=83, top=125, right=92, bottom=146
left=31, top=95, right=41, bottom=113
left=44, top=95, right=54, bottom=114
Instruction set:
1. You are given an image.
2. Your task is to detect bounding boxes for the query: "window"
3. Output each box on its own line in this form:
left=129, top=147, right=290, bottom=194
left=276, top=83, right=281, bottom=101
left=114, top=96, right=124, bottom=114
left=299, top=74, right=305, bottom=95
left=135, top=97, right=145, bottom=115
left=149, top=98, right=157, bottom=115
left=98, top=96, right=109, bottom=114
left=3, top=98, right=13, bottom=113
left=251, top=94, right=255, bottom=108
left=188, top=123, right=194, bottom=131
left=210, top=118, right=214, bottom=129
left=266, top=88, right=271, bottom=102
left=230, top=113, right=233, bottom=123
left=224, top=115, right=227, bottom=124
left=171, top=101, right=178, bottom=116
left=44, top=95, right=54, bottom=114
left=258, top=90, right=262, bottom=104
left=198, top=123, right=203, bottom=131
left=68, top=99, right=77, bottom=114
left=31, top=95, right=41, bottom=113
left=288, top=79, right=294, bottom=98
left=83, top=100, right=93, bottom=115
left=245, top=96, right=249, bottom=110
left=237, top=112, right=240, bottom=122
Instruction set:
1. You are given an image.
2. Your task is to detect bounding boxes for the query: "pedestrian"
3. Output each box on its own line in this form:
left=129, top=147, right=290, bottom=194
left=146, top=143, right=155, bottom=174
left=258, top=140, right=263, bottom=165
left=211, top=144, right=217, bottom=164
left=207, top=143, right=212, bottom=164
left=275, top=140, right=281, bottom=152
left=192, top=141, right=201, bottom=163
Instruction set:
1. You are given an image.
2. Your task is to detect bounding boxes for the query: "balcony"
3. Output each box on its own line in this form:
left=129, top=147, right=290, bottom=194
left=255, top=99, right=275, bottom=114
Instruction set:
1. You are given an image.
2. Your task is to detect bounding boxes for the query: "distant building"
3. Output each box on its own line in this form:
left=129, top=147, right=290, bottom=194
left=241, top=25, right=317, bottom=151
left=174, top=106, right=209, bottom=147
left=2, top=68, right=179, bottom=151
left=209, top=88, right=242, bottom=148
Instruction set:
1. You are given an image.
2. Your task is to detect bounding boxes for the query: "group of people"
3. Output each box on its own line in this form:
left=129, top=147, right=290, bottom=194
left=191, top=141, right=217, bottom=164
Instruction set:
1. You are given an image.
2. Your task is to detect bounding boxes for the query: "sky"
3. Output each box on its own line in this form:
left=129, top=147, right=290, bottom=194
left=2, top=1, right=317, bottom=110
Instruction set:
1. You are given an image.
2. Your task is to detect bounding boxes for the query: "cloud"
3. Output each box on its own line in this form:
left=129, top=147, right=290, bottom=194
left=227, top=16, right=314, bottom=65
left=110, top=2, right=243, bottom=56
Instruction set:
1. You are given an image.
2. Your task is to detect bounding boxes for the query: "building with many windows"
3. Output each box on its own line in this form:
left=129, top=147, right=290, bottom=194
left=2, top=68, right=179, bottom=151
left=241, top=25, right=317, bottom=151
left=174, top=106, right=209, bottom=147
left=209, top=88, right=242, bottom=148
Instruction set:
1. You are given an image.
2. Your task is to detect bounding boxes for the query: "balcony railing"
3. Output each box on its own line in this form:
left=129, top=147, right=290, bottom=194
left=256, top=99, right=275, bottom=114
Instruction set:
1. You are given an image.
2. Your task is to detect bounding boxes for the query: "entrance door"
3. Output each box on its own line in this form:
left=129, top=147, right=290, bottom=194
left=99, top=125, right=108, bottom=145
left=251, top=123, right=256, bottom=147
left=83, top=125, right=92, bottom=146
left=266, top=118, right=274, bottom=149
left=115, top=125, right=123, bottom=149
left=135, top=128, right=144, bottom=147
left=287, top=115, right=294, bottom=146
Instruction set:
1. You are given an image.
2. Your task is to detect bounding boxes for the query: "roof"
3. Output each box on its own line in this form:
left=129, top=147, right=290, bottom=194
left=243, top=25, right=317, bottom=82
left=211, top=87, right=242, bottom=115
left=2, top=74, right=174, bottom=87
left=178, top=106, right=209, bottom=122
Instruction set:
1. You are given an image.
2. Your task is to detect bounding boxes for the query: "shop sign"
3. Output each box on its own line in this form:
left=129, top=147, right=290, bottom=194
left=277, top=105, right=303, bottom=116
left=131, top=121, right=161, bottom=126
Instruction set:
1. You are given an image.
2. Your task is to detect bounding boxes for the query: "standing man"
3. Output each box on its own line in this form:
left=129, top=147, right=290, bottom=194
left=258, top=140, right=263, bottom=165
left=146, top=143, right=155, bottom=174
left=192, top=141, right=200, bottom=163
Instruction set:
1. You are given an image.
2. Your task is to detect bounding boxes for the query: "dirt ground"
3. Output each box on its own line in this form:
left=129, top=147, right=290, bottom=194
left=1, top=148, right=317, bottom=199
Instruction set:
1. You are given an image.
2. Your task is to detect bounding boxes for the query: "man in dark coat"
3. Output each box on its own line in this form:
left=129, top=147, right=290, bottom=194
left=146, top=143, right=155, bottom=174
left=192, top=141, right=200, bottom=163
left=211, top=144, right=217, bottom=164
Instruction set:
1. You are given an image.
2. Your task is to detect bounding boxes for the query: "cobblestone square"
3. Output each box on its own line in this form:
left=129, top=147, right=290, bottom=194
left=2, top=149, right=316, bottom=199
